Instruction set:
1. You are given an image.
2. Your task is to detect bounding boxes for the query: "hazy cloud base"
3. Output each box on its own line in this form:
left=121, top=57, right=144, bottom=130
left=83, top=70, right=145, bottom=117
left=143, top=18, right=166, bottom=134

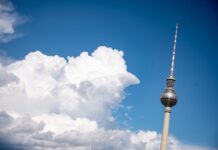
left=0, top=46, right=215, bottom=150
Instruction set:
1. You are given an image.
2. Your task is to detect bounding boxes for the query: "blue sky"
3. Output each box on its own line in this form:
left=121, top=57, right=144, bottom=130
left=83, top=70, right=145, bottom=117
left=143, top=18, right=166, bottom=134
left=0, top=0, right=218, bottom=149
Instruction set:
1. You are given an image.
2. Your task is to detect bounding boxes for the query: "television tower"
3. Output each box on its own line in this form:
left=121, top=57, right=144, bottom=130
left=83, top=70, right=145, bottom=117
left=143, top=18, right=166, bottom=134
left=160, top=23, right=179, bottom=150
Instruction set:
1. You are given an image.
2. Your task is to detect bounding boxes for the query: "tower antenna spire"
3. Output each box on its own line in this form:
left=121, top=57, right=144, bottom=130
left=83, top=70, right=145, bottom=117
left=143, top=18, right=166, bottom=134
left=169, top=23, right=178, bottom=79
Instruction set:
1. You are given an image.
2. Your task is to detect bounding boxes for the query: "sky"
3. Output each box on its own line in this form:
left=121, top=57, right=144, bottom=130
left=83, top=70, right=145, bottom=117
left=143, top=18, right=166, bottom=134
left=0, top=0, right=217, bottom=149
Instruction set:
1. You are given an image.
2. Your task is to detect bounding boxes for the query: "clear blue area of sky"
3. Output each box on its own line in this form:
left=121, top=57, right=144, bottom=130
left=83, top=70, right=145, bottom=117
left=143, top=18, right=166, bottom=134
left=1, top=0, right=217, bottom=148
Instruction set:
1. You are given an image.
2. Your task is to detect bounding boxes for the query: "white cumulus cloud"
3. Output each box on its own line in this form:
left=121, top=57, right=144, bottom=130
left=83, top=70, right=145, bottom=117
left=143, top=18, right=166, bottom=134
left=0, top=46, right=216, bottom=150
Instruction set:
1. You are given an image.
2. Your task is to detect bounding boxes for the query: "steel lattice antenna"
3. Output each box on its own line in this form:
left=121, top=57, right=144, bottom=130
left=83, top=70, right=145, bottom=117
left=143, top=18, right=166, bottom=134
left=169, top=23, right=178, bottom=79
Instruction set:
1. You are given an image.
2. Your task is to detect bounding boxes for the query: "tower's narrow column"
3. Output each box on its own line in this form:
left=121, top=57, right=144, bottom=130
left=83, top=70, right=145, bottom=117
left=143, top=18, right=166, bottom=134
left=160, top=107, right=171, bottom=150
left=160, top=23, right=179, bottom=150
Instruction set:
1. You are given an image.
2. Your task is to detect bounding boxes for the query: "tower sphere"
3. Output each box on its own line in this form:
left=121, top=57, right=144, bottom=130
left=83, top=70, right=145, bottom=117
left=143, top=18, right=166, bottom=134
left=160, top=78, right=178, bottom=107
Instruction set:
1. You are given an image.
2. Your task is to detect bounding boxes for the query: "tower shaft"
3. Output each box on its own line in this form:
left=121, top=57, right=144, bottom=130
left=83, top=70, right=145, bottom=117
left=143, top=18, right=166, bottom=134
left=160, top=107, right=171, bottom=150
